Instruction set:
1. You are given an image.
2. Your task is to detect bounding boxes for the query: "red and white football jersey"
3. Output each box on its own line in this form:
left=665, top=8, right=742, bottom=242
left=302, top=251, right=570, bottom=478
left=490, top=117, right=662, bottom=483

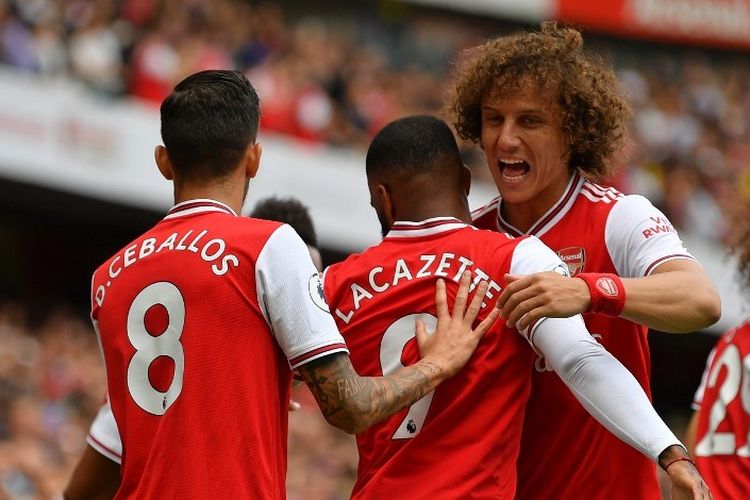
left=692, top=321, right=750, bottom=500
left=90, top=199, right=347, bottom=499
left=473, top=173, right=696, bottom=500
left=323, top=217, right=570, bottom=499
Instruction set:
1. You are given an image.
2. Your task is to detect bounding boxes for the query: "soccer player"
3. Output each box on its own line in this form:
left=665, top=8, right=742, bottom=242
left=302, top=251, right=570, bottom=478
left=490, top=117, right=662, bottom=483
left=685, top=204, right=750, bottom=500
left=451, top=23, right=721, bottom=499
left=65, top=196, right=324, bottom=499
left=322, top=115, right=708, bottom=499
left=66, top=70, right=498, bottom=499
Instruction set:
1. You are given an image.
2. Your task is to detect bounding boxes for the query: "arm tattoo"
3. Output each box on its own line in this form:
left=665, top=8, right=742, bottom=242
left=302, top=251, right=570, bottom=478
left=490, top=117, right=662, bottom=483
left=297, top=353, right=445, bottom=434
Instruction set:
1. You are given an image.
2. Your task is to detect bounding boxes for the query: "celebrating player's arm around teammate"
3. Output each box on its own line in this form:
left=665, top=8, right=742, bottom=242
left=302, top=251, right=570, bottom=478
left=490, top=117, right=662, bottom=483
left=452, top=22, right=718, bottom=499
left=65, top=70, right=497, bottom=500
left=320, top=115, right=709, bottom=499
left=685, top=201, right=750, bottom=500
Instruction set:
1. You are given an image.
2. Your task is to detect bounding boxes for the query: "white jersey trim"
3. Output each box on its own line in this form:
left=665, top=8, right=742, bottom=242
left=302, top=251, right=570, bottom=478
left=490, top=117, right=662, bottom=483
left=497, top=173, right=584, bottom=238
left=255, top=224, right=348, bottom=369
left=87, top=400, right=122, bottom=464
left=385, top=217, right=473, bottom=239
left=163, top=199, right=237, bottom=220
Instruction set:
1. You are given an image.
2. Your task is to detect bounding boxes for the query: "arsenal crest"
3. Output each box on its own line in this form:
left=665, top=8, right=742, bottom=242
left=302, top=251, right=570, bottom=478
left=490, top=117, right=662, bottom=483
left=556, top=247, right=585, bottom=277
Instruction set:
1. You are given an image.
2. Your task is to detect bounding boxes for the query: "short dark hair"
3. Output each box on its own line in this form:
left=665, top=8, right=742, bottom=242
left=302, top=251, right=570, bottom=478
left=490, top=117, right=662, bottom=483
left=366, top=115, right=462, bottom=181
left=250, top=197, right=318, bottom=247
left=160, top=70, right=260, bottom=181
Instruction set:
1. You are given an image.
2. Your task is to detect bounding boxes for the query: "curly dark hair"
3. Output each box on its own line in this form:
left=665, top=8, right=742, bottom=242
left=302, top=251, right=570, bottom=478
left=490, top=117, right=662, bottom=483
left=451, top=22, right=631, bottom=180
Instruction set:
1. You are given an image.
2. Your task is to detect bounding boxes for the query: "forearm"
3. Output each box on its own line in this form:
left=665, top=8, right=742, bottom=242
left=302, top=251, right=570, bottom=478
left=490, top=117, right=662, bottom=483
left=535, top=316, right=681, bottom=460
left=620, top=269, right=720, bottom=333
left=299, top=353, right=446, bottom=434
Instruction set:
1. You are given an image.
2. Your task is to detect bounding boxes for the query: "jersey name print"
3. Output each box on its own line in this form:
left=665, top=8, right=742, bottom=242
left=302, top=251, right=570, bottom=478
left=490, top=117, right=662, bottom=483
left=323, top=217, right=567, bottom=499
left=91, top=199, right=346, bottom=499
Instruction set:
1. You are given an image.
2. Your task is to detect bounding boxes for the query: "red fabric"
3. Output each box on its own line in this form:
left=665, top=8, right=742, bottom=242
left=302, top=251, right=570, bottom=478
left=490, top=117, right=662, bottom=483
left=91, top=205, right=290, bottom=499
left=578, top=272, right=627, bottom=316
left=695, top=321, right=750, bottom=500
left=473, top=185, right=659, bottom=500
left=324, top=222, right=534, bottom=499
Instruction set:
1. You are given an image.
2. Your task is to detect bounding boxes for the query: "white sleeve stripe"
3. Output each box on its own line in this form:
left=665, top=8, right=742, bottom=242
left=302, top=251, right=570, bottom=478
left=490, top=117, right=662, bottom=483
left=290, top=346, right=349, bottom=369
left=644, top=254, right=697, bottom=276
left=87, top=433, right=122, bottom=464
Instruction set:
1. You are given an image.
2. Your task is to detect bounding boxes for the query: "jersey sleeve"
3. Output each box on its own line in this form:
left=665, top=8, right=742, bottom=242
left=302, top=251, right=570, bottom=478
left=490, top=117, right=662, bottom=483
left=256, top=224, right=348, bottom=369
left=605, top=195, right=696, bottom=277
left=509, top=236, right=571, bottom=348
left=87, top=400, right=122, bottom=464
left=533, top=316, right=682, bottom=461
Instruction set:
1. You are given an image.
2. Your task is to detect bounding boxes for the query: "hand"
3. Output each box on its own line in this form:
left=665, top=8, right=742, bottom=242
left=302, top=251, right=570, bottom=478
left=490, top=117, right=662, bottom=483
left=659, top=445, right=712, bottom=500
left=667, top=461, right=712, bottom=500
left=498, top=272, right=590, bottom=330
left=415, top=270, right=500, bottom=378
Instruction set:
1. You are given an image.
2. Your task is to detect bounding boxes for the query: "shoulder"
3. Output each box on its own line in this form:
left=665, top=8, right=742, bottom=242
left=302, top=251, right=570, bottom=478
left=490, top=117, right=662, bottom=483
left=471, top=196, right=501, bottom=228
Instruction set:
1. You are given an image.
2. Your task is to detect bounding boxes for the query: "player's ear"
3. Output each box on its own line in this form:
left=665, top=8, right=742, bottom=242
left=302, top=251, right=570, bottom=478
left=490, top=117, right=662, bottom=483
left=376, top=183, right=396, bottom=224
left=462, top=164, right=472, bottom=197
left=244, top=143, right=262, bottom=179
left=155, top=145, right=174, bottom=181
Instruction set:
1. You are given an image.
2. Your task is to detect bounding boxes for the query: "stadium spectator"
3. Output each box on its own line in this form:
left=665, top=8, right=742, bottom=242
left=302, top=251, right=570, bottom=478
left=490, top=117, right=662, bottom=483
left=67, top=69, right=496, bottom=498
left=685, top=199, right=750, bottom=500
left=452, top=22, right=720, bottom=500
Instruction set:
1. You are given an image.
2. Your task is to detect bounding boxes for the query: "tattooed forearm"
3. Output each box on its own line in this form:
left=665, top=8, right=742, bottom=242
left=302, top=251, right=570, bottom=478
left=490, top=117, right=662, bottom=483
left=298, top=353, right=446, bottom=434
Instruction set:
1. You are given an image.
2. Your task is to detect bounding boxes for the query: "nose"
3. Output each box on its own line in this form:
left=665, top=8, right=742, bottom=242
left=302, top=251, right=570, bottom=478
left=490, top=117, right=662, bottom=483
left=497, top=122, right=521, bottom=150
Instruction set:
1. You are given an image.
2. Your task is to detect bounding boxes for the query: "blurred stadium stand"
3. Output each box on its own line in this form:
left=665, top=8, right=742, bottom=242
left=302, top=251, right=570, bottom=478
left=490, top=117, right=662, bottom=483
left=0, top=0, right=748, bottom=498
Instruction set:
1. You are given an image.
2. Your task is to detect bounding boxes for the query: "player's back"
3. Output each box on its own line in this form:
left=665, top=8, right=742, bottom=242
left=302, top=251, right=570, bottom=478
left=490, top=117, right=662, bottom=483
left=694, top=321, right=750, bottom=500
left=323, top=217, right=553, bottom=499
left=91, top=200, right=290, bottom=499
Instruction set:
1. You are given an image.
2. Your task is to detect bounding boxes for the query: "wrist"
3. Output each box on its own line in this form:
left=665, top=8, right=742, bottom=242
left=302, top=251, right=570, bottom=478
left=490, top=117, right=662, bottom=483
left=576, top=273, right=626, bottom=316
left=415, top=357, right=450, bottom=383
left=658, top=444, right=691, bottom=471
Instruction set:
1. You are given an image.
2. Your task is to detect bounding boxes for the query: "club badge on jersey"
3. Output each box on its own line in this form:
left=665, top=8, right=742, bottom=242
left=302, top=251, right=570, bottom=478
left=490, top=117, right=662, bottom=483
left=556, top=247, right=585, bottom=277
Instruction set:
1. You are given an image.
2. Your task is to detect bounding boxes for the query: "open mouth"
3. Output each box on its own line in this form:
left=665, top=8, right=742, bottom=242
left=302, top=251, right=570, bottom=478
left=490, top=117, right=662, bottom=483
left=498, top=159, right=530, bottom=182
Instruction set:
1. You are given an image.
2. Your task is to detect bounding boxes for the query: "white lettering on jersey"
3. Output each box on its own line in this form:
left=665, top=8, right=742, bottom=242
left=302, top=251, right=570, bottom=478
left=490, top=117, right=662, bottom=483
left=97, top=229, right=240, bottom=306
left=335, top=252, right=501, bottom=321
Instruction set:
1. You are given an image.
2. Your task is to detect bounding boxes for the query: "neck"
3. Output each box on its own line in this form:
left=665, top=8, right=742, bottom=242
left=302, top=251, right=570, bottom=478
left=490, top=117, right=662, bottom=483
left=173, top=177, right=247, bottom=215
left=396, top=196, right=472, bottom=225
left=501, top=172, right=574, bottom=233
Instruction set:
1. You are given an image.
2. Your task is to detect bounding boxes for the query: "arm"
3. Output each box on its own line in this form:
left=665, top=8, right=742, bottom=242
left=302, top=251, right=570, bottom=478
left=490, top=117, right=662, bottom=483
left=532, top=315, right=710, bottom=498
left=500, top=260, right=720, bottom=333
left=618, top=259, right=720, bottom=333
left=64, top=445, right=120, bottom=500
left=298, top=272, right=499, bottom=434
left=499, top=194, right=720, bottom=332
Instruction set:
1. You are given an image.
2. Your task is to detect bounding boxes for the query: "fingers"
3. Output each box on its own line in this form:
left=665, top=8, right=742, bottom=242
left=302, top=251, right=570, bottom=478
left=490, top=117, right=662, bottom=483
left=435, top=278, right=449, bottom=319
left=475, top=302, right=501, bottom=335
left=506, top=294, right=545, bottom=329
left=450, top=271, right=471, bottom=319
left=414, top=319, right=427, bottom=347
left=497, top=275, right=531, bottom=310
left=463, top=280, right=488, bottom=324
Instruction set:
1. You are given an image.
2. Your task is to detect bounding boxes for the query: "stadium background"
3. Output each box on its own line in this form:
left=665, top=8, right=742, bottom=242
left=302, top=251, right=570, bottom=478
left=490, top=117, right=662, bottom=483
left=0, top=0, right=748, bottom=497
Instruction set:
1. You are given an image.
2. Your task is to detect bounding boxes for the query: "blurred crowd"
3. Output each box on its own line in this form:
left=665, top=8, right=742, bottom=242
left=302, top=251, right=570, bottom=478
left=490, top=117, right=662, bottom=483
left=0, top=0, right=748, bottom=242
left=0, top=0, right=749, bottom=244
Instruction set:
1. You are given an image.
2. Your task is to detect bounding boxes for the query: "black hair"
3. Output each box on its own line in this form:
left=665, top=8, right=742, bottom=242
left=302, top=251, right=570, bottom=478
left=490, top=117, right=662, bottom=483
left=366, top=115, right=462, bottom=181
left=250, top=197, right=317, bottom=247
left=160, top=70, right=260, bottom=181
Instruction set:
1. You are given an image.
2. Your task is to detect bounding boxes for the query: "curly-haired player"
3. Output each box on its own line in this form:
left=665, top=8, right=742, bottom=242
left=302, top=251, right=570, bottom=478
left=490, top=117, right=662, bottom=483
left=452, top=22, right=720, bottom=499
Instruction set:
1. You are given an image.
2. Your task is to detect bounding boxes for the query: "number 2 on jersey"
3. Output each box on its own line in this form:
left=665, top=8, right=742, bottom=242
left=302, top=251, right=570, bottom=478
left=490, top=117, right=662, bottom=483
left=695, top=344, right=750, bottom=456
left=126, top=282, right=186, bottom=416
left=380, top=313, right=437, bottom=439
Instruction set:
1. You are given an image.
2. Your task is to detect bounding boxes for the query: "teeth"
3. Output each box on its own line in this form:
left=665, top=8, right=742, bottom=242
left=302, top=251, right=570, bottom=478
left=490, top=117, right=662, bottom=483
left=500, top=159, right=525, bottom=164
